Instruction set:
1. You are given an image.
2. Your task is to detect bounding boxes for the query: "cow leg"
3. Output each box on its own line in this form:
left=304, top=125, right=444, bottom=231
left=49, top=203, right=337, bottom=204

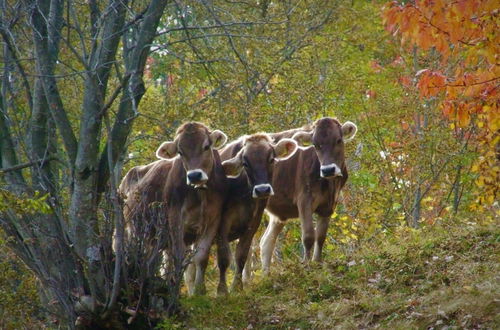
left=216, top=236, right=231, bottom=296
left=242, top=239, right=255, bottom=284
left=232, top=222, right=259, bottom=291
left=298, top=199, right=315, bottom=263
left=184, top=262, right=196, bottom=296
left=193, top=226, right=218, bottom=295
left=183, top=244, right=196, bottom=295
left=313, top=215, right=330, bottom=262
left=260, top=214, right=285, bottom=275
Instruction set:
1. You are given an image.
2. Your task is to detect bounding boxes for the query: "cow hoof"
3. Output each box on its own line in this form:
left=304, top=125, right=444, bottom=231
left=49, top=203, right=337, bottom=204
left=217, top=284, right=229, bottom=296
left=230, top=278, right=243, bottom=292
left=193, top=285, right=207, bottom=296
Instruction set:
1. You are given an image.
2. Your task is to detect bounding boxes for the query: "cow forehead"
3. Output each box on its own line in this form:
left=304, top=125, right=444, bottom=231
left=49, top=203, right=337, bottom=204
left=313, top=118, right=342, bottom=141
left=243, top=141, right=273, bottom=160
left=175, top=121, right=210, bottom=135
left=178, top=129, right=209, bottom=148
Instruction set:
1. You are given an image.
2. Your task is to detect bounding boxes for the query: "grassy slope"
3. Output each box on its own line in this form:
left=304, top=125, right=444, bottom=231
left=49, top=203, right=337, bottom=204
left=161, top=221, right=499, bottom=329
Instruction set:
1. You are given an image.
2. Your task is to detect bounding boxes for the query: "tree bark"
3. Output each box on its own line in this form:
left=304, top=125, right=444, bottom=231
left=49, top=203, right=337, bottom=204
left=30, top=0, right=78, bottom=164
left=67, top=1, right=128, bottom=308
left=0, top=48, right=25, bottom=192
left=97, top=0, right=168, bottom=192
left=29, top=76, right=57, bottom=195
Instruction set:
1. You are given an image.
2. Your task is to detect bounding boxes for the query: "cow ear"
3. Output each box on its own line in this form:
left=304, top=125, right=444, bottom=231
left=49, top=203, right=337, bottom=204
left=291, top=131, right=312, bottom=147
left=222, top=155, right=243, bottom=178
left=210, top=130, right=228, bottom=149
left=341, top=121, right=357, bottom=142
left=156, top=141, right=177, bottom=159
left=274, top=138, right=298, bottom=161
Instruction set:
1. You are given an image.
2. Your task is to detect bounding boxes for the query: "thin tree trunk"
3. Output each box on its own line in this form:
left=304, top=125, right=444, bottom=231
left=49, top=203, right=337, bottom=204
left=97, top=0, right=168, bottom=192
left=30, top=76, right=56, bottom=195
left=30, top=0, right=78, bottom=164
left=452, top=165, right=462, bottom=214
left=0, top=48, right=25, bottom=191
left=68, top=0, right=128, bottom=306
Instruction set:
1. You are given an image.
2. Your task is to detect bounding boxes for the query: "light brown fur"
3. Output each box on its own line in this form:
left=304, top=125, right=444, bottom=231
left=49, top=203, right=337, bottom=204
left=215, top=133, right=297, bottom=293
left=162, top=122, right=229, bottom=295
left=260, top=117, right=356, bottom=273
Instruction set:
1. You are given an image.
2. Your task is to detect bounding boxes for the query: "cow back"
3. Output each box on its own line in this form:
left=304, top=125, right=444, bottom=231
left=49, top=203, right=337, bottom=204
left=118, top=160, right=163, bottom=200
left=267, top=144, right=347, bottom=220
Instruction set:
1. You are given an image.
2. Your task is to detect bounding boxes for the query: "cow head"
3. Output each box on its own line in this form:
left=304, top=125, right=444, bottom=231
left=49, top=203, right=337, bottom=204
left=292, top=117, right=357, bottom=179
left=222, top=134, right=297, bottom=199
left=156, top=122, right=227, bottom=188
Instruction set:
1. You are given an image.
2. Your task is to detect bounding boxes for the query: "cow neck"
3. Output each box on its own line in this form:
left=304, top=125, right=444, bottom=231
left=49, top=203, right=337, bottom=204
left=205, top=150, right=219, bottom=187
left=240, top=170, right=254, bottom=200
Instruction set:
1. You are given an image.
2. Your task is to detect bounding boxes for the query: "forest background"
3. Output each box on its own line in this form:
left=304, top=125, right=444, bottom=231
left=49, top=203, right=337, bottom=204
left=0, top=0, right=498, bottom=328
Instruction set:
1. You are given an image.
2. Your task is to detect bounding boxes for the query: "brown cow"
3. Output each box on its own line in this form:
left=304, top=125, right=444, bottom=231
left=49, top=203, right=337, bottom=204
left=118, top=160, right=165, bottom=202
left=156, top=122, right=228, bottom=295
left=116, top=159, right=173, bottom=252
left=260, top=117, right=357, bottom=273
left=215, top=133, right=298, bottom=294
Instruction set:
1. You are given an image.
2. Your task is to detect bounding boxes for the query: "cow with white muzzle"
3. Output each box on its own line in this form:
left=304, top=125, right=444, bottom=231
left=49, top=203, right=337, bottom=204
left=261, top=117, right=358, bottom=273
left=156, top=122, right=229, bottom=295
left=209, top=133, right=297, bottom=294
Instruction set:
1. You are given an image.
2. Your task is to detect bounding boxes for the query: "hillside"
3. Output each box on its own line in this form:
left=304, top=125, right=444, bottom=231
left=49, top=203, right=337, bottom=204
left=161, top=220, right=499, bottom=329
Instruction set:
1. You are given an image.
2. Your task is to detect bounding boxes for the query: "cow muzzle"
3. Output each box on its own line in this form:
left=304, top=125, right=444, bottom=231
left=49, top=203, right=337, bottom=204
left=320, top=163, right=342, bottom=178
left=186, top=169, right=208, bottom=188
left=252, top=183, right=274, bottom=199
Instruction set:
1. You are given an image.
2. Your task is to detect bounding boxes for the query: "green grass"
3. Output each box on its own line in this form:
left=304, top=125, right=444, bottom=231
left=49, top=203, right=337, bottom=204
left=159, top=220, right=499, bottom=329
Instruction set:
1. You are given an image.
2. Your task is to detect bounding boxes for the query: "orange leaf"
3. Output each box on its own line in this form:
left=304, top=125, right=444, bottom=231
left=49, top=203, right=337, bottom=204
left=457, top=107, right=470, bottom=127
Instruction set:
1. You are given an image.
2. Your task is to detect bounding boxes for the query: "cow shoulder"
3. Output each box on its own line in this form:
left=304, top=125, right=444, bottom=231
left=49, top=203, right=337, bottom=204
left=118, top=160, right=161, bottom=199
left=270, top=125, right=312, bottom=142
left=163, top=158, right=188, bottom=204
left=219, top=137, right=244, bottom=161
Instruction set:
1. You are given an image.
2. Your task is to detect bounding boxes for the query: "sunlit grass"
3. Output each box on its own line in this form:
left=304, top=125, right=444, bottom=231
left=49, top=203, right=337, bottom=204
left=159, top=218, right=499, bottom=329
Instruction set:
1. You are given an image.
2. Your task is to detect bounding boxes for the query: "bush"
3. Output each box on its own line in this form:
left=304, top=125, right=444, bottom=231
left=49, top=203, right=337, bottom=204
left=0, top=234, right=45, bottom=329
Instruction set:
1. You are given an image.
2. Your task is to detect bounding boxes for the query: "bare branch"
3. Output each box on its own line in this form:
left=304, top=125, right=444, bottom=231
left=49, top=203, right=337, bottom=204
left=0, top=156, right=57, bottom=174
left=155, top=19, right=287, bottom=36
left=0, top=6, right=33, bottom=111
left=97, top=73, right=131, bottom=118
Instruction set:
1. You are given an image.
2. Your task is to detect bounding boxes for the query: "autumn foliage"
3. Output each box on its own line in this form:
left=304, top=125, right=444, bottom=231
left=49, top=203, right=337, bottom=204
left=383, top=0, right=499, bottom=206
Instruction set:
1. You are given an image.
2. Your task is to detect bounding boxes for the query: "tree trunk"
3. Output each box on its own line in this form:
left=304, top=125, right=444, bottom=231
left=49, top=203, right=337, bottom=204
left=97, top=0, right=168, bottom=192
left=0, top=48, right=25, bottom=192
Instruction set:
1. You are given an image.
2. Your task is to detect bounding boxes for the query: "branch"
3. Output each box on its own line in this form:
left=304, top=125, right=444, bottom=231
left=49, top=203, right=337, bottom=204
left=0, top=25, right=33, bottom=111
left=0, top=156, right=57, bottom=174
left=102, top=112, right=124, bottom=313
left=30, top=0, right=78, bottom=163
left=155, top=19, right=287, bottom=36
left=429, top=76, right=500, bottom=89
left=97, top=73, right=131, bottom=119
left=200, top=1, right=250, bottom=75
left=97, top=0, right=168, bottom=192
left=410, top=4, right=478, bottom=47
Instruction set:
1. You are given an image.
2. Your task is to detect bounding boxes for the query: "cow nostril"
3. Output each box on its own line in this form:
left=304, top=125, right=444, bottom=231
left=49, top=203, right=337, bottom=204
left=254, top=184, right=272, bottom=197
left=320, top=165, right=338, bottom=178
left=187, top=171, right=202, bottom=182
left=322, top=168, right=333, bottom=175
left=257, top=186, right=271, bottom=194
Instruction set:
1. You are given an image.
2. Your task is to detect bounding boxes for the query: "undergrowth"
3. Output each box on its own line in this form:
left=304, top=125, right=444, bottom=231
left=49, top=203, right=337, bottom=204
left=159, top=219, right=499, bottom=329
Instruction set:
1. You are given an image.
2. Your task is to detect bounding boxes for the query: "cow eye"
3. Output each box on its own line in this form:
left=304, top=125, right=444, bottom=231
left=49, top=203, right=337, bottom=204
left=243, top=157, right=250, bottom=168
left=337, top=138, right=342, bottom=144
left=315, top=144, right=321, bottom=150
left=203, top=144, right=210, bottom=151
